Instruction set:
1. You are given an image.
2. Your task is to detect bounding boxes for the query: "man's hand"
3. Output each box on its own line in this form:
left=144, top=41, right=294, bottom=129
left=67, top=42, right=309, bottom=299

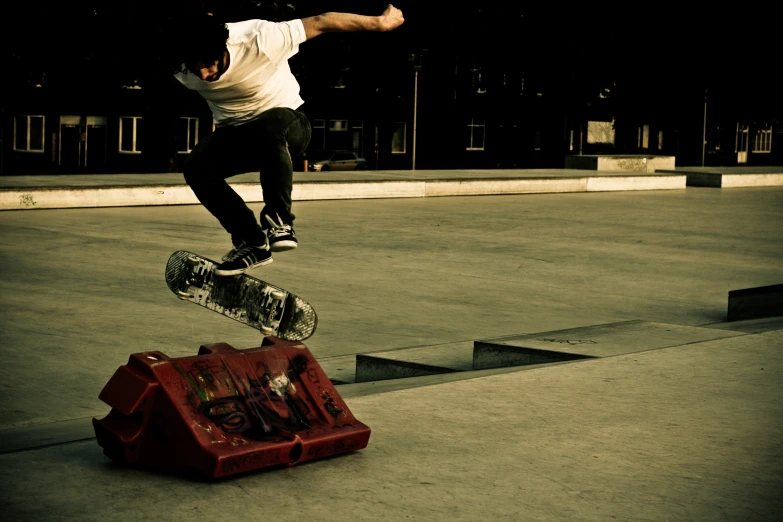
left=378, top=4, right=404, bottom=32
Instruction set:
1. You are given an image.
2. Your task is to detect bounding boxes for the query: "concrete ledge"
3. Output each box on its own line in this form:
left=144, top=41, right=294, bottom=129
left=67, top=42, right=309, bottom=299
left=293, top=181, right=426, bottom=201
left=586, top=174, right=685, bottom=191
left=352, top=321, right=746, bottom=381
left=473, top=342, right=593, bottom=370
left=354, top=355, right=456, bottom=383
left=473, top=320, right=744, bottom=370
left=424, top=178, right=586, bottom=196
left=0, top=185, right=200, bottom=210
left=728, top=283, right=783, bottom=321
left=700, top=316, right=783, bottom=334
left=566, top=155, right=676, bottom=173
left=657, top=168, right=783, bottom=188
left=720, top=173, right=783, bottom=188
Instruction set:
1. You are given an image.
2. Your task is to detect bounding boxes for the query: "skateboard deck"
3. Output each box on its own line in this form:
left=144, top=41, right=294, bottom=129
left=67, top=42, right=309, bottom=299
left=165, top=250, right=317, bottom=341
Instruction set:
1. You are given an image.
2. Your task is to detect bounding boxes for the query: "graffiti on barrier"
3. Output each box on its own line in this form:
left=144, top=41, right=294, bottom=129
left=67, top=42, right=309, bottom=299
left=174, top=356, right=324, bottom=441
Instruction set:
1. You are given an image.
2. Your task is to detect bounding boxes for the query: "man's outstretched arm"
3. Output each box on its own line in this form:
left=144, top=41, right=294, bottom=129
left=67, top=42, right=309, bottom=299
left=300, top=4, right=404, bottom=40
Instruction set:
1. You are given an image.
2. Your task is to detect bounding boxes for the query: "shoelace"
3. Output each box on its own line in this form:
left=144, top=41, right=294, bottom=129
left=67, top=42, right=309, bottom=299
left=224, top=243, right=257, bottom=262
left=222, top=245, right=240, bottom=261
left=264, top=214, right=292, bottom=237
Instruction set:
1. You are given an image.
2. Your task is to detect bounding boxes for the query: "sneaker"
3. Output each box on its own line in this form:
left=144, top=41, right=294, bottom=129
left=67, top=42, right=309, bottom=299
left=263, top=214, right=298, bottom=252
left=215, top=241, right=272, bottom=276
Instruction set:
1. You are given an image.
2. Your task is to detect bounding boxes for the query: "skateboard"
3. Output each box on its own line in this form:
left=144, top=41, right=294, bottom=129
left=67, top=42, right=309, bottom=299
left=165, top=250, right=317, bottom=341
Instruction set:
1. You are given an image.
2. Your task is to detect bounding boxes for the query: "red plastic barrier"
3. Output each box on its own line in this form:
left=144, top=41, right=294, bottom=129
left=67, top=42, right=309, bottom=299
left=93, top=337, right=370, bottom=478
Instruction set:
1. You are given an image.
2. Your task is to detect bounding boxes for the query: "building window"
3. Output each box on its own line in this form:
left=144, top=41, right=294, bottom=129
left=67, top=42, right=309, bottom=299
left=735, top=123, right=749, bottom=153
left=706, top=126, right=722, bottom=152
left=351, top=120, right=363, bottom=153
left=329, top=120, right=348, bottom=131
left=14, top=115, right=45, bottom=152
left=587, top=121, right=615, bottom=144
left=658, top=130, right=664, bottom=150
left=752, top=124, right=772, bottom=153
left=119, top=116, right=142, bottom=154
left=471, top=62, right=485, bottom=94
left=311, top=119, right=325, bottom=150
left=638, top=124, right=649, bottom=149
left=391, top=122, right=406, bottom=154
left=178, top=117, right=199, bottom=153
left=466, top=118, right=485, bottom=151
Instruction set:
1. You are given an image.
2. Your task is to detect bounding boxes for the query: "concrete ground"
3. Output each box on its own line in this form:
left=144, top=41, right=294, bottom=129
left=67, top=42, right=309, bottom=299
left=0, top=173, right=781, bottom=520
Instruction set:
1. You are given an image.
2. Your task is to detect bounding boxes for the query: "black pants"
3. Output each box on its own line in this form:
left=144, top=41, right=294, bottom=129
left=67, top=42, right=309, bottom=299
left=184, top=107, right=311, bottom=246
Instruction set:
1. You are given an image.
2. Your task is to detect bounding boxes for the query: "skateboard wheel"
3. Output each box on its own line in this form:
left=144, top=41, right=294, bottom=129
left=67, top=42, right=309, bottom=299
left=260, top=325, right=276, bottom=335
left=176, top=290, right=194, bottom=299
left=270, top=290, right=286, bottom=301
left=186, top=257, right=200, bottom=266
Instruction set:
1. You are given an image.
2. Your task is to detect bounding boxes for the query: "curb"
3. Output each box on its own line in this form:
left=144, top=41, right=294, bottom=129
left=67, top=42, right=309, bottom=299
left=0, top=175, right=687, bottom=211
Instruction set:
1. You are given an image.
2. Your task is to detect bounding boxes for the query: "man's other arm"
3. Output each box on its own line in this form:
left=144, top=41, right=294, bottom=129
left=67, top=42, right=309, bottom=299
left=300, top=4, right=404, bottom=40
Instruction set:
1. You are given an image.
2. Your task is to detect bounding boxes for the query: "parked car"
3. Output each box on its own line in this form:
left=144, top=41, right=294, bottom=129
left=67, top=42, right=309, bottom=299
left=308, top=150, right=367, bottom=172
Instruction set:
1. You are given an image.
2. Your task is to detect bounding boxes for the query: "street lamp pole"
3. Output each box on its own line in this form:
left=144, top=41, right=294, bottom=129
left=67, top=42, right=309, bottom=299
left=701, top=88, right=707, bottom=166
left=412, top=68, right=418, bottom=170
left=411, top=51, right=425, bottom=171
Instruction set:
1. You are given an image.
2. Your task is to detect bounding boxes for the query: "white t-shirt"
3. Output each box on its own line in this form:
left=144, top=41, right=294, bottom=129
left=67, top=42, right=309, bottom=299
left=175, top=19, right=307, bottom=127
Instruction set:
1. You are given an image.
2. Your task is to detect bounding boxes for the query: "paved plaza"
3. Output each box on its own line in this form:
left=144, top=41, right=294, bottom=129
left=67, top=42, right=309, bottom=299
left=0, top=169, right=781, bottom=520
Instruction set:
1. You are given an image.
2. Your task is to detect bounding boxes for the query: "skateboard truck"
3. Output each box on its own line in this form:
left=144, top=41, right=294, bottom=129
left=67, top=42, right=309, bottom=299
left=177, top=257, right=212, bottom=301
left=258, top=290, right=287, bottom=335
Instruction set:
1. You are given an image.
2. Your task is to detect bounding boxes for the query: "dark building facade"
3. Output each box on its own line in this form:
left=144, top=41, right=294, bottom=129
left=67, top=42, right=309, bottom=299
left=2, top=5, right=779, bottom=176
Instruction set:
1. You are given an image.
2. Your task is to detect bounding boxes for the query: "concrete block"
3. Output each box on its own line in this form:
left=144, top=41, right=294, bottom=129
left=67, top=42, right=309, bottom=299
left=292, top=181, right=426, bottom=201
left=424, top=178, right=586, bottom=196
left=473, top=343, right=593, bottom=370
left=720, top=173, right=783, bottom=188
left=700, top=316, right=783, bottom=334
left=654, top=168, right=783, bottom=188
left=566, top=155, right=676, bottom=173
left=586, top=175, right=685, bottom=191
left=354, top=355, right=456, bottom=383
left=675, top=171, right=783, bottom=188
left=727, top=284, right=783, bottom=321
left=0, top=185, right=199, bottom=210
